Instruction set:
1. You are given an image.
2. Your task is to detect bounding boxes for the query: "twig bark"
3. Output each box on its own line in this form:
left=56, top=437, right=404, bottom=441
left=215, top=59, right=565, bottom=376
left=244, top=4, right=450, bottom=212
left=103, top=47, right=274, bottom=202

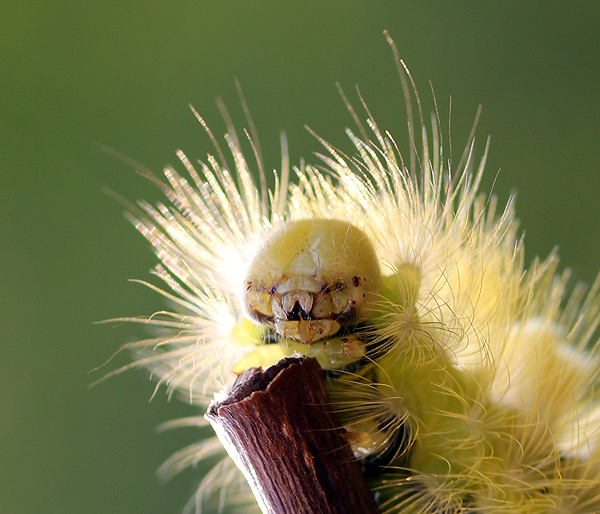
left=205, top=356, right=380, bottom=514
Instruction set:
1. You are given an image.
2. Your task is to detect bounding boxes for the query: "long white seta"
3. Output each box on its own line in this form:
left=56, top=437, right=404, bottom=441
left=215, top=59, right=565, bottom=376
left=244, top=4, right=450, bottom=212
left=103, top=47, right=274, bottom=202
left=108, top=34, right=600, bottom=514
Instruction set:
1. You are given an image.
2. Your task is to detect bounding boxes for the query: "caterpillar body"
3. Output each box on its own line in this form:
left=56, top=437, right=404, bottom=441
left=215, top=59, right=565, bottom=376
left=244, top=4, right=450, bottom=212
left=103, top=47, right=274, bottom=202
left=115, top=40, right=600, bottom=514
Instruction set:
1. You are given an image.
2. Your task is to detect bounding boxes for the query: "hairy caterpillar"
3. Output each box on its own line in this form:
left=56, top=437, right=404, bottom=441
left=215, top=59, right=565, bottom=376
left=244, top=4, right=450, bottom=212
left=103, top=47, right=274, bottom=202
left=111, top=36, right=600, bottom=513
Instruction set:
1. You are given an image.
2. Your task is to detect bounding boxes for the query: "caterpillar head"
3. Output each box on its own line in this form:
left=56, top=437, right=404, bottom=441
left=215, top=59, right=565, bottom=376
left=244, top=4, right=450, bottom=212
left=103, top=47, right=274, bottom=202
left=242, top=219, right=381, bottom=344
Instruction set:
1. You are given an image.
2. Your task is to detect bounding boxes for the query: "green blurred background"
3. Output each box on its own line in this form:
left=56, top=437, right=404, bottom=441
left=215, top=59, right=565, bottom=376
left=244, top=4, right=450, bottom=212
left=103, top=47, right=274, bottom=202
left=1, top=2, right=599, bottom=513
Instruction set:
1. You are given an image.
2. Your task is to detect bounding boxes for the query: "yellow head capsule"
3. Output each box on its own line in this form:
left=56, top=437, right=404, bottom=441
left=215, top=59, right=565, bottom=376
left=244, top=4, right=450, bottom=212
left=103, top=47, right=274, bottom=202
left=243, top=219, right=381, bottom=343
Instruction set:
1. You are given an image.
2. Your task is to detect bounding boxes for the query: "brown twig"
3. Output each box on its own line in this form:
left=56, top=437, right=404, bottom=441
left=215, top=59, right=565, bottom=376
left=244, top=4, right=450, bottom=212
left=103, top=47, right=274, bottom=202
left=205, top=356, right=380, bottom=514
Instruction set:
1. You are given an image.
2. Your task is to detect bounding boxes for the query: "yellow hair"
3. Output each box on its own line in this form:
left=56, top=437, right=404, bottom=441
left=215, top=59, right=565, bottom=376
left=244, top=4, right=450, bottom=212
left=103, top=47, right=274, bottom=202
left=114, top=37, right=600, bottom=514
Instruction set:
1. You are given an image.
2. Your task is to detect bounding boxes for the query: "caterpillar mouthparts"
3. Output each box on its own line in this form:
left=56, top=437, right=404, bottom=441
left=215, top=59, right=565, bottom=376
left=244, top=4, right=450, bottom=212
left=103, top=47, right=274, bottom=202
left=242, top=219, right=381, bottom=343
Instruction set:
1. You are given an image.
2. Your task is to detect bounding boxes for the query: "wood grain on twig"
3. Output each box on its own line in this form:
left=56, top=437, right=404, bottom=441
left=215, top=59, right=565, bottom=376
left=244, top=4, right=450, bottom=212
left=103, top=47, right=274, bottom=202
left=206, top=356, right=380, bottom=514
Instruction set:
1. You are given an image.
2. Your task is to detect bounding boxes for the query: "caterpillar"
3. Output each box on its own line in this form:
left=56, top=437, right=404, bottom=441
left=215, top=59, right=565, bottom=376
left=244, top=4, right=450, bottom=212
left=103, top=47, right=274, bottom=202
left=111, top=35, right=600, bottom=514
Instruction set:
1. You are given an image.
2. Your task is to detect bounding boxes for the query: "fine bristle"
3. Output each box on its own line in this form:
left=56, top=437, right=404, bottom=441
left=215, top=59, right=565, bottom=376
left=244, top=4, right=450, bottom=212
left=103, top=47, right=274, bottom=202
left=109, top=36, right=600, bottom=514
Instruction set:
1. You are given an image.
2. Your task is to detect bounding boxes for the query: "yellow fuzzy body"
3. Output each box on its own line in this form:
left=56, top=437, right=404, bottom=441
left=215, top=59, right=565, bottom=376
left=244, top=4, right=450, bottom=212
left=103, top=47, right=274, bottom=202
left=116, top=44, right=600, bottom=513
